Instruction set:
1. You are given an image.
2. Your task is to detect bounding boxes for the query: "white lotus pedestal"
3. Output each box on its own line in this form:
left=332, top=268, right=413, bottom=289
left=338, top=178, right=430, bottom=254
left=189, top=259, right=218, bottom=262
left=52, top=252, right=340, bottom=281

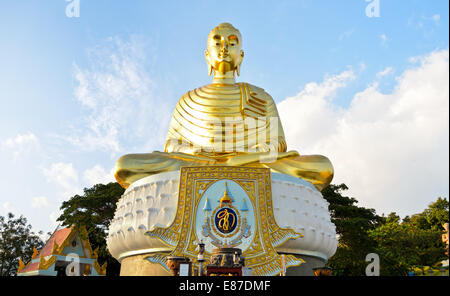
left=107, top=167, right=337, bottom=276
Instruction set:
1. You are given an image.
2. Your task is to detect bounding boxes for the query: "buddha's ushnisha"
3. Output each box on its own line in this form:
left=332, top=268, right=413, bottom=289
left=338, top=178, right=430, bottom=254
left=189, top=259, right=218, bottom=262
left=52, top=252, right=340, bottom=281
left=114, top=23, right=334, bottom=190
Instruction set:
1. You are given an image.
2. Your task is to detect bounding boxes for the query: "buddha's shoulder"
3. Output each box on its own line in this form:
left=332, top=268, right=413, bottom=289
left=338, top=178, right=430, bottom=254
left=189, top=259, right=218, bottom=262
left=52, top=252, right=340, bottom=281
left=178, top=83, right=239, bottom=96
left=177, top=82, right=274, bottom=103
left=241, top=83, right=273, bottom=100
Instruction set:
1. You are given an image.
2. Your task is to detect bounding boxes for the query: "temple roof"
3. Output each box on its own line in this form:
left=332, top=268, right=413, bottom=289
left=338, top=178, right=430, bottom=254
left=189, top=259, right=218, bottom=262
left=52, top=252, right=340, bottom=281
left=17, top=226, right=106, bottom=276
left=18, top=262, right=40, bottom=274
left=39, top=227, right=73, bottom=257
left=17, top=227, right=75, bottom=274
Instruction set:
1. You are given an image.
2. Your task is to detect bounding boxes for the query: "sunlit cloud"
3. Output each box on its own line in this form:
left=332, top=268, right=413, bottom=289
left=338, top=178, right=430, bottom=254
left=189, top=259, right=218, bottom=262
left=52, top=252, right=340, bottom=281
left=380, top=34, right=388, bottom=47
left=31, top=196, right=51, bottom=209
left=41, top=162, right=82, bottom=199
left=278, top=49, right=449, bottom=217
left=1, top=202, right=18, bottom=216
left=432, top=14, right=441, bottom=24
left=2, top=132, right=39, bottom=159
left=376, top=66, right=394, bottom=78
left=83, top=164, right=115, bottom=187
left=65, top=35, right=171, bottom=156
left=338, top=28, right=355, bottom=41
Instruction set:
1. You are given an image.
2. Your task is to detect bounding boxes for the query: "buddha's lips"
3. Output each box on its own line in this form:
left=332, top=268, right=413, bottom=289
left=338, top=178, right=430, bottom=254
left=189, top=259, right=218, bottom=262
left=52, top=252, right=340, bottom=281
left=218, top=54, right=230, bottom=60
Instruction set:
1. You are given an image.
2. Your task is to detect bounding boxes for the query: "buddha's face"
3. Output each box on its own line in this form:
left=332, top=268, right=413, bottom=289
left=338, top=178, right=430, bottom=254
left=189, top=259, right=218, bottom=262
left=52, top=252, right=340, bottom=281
left=205, top=25, right=244, bottom=75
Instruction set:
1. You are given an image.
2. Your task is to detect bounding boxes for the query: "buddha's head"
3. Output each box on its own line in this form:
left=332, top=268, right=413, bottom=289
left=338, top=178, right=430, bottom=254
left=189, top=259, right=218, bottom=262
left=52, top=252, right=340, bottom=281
left=205, top=23, right=244, bottom=76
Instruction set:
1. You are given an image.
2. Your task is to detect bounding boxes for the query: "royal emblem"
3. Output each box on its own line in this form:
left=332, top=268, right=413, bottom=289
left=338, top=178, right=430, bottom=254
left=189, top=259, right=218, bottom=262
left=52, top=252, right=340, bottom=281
left=215, top=208, right=237, bottom=234
left=201, top=181, right=252, bottom=248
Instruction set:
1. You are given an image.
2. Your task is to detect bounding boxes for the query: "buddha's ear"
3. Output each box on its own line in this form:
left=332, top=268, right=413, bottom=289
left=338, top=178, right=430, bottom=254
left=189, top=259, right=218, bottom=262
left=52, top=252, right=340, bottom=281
left=236, top=50, right=244, bottom=76
left=205, top=50, right=213, bottom=76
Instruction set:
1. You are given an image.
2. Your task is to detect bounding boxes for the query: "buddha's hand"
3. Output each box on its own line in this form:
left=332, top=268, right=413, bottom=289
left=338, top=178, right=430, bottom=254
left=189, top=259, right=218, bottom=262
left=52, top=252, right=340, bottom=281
left=249, top=141, right=279, bottom=153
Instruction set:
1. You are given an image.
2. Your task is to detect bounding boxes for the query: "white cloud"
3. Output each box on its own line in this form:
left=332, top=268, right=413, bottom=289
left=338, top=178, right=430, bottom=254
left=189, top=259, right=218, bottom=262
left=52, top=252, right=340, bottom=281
left=278, top=69, right=355, bottom=148
left=376, top=66, right=394, bottom=78
left=2, top=202, right=18, bottom=215
left=359, top=62, right=367, bottom=71
left=278, top=49, right=449, bottom=217
left=83, top=164, right=115, bottom=186
left=380, top=34, right=388, bottom=46
left=66, top=35, right=170, bottom=155
left=49, top=210, right=62, bottom=232
left=42, top=162, right=82, bottom=199
left=2, top=132, right=39, bottom=159
left=432, top=14, right=440, bottom=23
left=338, top=29, right=355, bottom=41
left=31, top=196, right=51, bottom=209
left=408, top=14, right=441, bottom=36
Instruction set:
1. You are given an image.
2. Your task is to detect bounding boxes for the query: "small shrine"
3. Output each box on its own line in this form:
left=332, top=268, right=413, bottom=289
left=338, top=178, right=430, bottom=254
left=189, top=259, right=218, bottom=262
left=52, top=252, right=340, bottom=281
left=17, top=226, right=106, bottom=276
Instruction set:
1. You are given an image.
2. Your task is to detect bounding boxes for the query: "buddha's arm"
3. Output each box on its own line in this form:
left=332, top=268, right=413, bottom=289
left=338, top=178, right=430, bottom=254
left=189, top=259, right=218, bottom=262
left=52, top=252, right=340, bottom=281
left=164, top=137, right=195, bottom=154
left=114, top=151, right=217, bottom=188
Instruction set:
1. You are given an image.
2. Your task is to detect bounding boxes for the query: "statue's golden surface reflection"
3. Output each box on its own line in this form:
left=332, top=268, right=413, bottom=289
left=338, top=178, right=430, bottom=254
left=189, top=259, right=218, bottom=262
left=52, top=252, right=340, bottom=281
left=114, top=23, right=334, bottom=191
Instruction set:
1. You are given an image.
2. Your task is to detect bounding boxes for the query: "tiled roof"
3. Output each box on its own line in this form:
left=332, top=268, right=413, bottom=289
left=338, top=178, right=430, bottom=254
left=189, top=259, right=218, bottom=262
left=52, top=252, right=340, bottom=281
left=17, top=226, right=106, bottom=276
left=18, top=262, right=40, bottom=273
left=39, top=227, right=73, bottom=257
left=18, top=227, right=74, bottom=274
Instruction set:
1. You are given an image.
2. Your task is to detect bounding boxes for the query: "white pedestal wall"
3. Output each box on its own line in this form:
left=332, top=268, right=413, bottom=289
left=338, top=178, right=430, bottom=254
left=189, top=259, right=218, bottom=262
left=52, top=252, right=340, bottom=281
left=107, top=171, right=338, bottom=263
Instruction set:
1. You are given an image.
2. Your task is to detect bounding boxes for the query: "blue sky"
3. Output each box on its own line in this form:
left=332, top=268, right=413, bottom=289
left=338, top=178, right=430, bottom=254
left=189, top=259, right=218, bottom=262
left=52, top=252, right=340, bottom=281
left=0, top=0, right=448, bottom=235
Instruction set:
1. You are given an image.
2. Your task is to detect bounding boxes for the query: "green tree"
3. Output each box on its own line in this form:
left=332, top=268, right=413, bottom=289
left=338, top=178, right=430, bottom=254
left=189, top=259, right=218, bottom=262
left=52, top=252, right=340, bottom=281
left=0, top=213, right=44, bottom=276
left=411, top=197, right=449, bottom=231
left=368, top=219, right=445, bottom=275
left=322, top=184, right=382, bottom=276
left=383, top=212, right=401, bottom=224
left=368, top=197, right=448, bottom=275
left=57, top=182, right=125, bottom=276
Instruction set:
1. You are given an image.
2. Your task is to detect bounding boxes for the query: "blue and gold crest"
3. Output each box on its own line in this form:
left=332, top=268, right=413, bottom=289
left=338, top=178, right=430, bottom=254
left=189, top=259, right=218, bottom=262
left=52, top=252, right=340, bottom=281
left=199, top=180, right=252, bottom=250
left=215, top=207, right=237, bottom=234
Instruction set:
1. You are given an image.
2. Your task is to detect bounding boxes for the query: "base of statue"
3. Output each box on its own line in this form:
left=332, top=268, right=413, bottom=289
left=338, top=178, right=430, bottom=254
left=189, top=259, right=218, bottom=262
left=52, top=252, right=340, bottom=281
left=107, top=166, right=337, bottom=276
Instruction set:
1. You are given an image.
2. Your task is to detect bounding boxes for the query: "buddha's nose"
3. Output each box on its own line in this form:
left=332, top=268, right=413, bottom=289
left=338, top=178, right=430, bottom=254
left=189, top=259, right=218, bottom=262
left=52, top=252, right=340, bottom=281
left=221, top=42, right=229, bottom=52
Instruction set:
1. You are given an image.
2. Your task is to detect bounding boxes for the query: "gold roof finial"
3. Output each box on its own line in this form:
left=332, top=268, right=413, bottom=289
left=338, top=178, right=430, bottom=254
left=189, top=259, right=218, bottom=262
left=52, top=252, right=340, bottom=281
left=31, top=246, right=39, bottom=259
left=219, top=181, right=233, bottom=207
left=18, top=258, right=26, bottom=272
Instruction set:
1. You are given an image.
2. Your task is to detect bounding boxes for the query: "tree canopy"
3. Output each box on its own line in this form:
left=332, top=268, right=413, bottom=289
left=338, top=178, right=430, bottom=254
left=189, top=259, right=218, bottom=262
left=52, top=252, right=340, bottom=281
left=322, top=184, right=382, bottom=276
left=322, top=184, right=449, bottom=276
left=369, top=197, right=449, bottom=275
left=0, top=213, right=44, bottom=276
left=410, top=197, right=449, bottom=231
left=368, top=216, right=445, bottom=275
left=57, top=182, right=125, bottom=276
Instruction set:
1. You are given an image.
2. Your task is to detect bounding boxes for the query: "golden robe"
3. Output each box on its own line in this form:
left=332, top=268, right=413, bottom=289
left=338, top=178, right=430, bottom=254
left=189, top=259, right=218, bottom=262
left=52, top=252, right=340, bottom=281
left=115, top=83, right=334, bottom=191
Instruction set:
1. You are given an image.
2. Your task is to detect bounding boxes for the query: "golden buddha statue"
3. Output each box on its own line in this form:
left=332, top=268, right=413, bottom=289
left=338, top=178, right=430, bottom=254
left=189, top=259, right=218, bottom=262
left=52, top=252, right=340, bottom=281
left=114, top=23, right=334, bottom=191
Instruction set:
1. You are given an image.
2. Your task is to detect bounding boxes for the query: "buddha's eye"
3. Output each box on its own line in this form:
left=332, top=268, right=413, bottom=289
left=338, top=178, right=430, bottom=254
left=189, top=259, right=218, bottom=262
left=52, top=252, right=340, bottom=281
left=216, top=42, right=220, bottom=46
